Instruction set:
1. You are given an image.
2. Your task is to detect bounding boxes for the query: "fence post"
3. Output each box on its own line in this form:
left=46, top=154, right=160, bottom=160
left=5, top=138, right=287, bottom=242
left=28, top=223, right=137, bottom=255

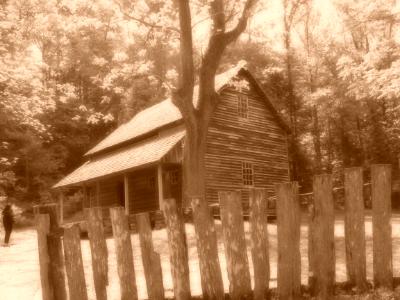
left=35, top=214, right=52, bottom=300
left=162, top=198, right=191, bottom=300
left=219, top=191, right=252, bottom=300
left=86, top=207, right=109, bottom=300
left=371, top=164, right=393, bottom=289
left=249, top=188, right=270, bottom=300
left=190, top=197, right=224, bottom=300
left=110, top=207, right=138, bottom=300
left=34, top=204, right=67, bottom=300
left=63, top=224, right=89, bottom=300
left=136, top=212, right=164, bottom=300
left=344, top=167, right=368, bottom=291
left=312, top=174, right=335, bottom=299
left=275, top=182, right=301, bottom=300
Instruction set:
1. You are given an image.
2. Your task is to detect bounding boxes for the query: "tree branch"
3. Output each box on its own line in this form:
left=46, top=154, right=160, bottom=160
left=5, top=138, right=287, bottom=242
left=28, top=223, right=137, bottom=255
left=114, top=0, right=179, bottom=33
left=197, top=0, right=257, bottom=119
left=209, top=0, right=226, bottom=33
left=223, top=0, right=257, bottom=44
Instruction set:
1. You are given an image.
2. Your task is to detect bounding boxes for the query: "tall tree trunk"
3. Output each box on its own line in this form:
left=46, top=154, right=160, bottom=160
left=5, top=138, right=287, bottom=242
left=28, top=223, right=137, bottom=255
left=339, top=111, right=351, bottom=167
left=283, top=0, right=303, bottom=181
left=182, top=122, right=207, bottom=205
left=285, top=40, right=299, bottom=180
left=172, top=1, right=257, bottom=298
left=312, top=105, right=322, bottom=173
left=356, top=117, right=366, bottom=164
left=326, top=118, right=334, bottom=173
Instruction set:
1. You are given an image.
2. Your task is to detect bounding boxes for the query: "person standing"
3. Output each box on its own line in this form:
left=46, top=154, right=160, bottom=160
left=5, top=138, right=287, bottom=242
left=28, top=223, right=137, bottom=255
left=2, top=204, right=14, bottom=246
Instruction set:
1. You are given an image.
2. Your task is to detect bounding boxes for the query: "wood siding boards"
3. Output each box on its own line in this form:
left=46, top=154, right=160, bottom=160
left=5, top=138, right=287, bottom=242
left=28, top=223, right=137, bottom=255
left=162, top=165, right=183, bottom=207
left=128, top=169, right=159, bottom=214
left=97, top=177, right=124, bottom=207
left=205, top=85, right=290, bottom=207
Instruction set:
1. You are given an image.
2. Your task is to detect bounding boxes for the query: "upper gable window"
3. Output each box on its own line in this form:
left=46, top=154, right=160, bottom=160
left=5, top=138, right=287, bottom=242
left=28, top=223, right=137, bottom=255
left=237, top=94, right=248, bottom=119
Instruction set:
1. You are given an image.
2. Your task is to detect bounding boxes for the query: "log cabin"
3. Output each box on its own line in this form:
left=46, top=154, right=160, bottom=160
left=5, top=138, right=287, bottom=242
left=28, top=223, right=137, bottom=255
left=53, top=63, right=290, bottom=225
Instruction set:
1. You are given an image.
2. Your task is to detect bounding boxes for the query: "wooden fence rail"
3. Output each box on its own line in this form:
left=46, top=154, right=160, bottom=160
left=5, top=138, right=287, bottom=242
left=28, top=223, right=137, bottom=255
left=344, top=167, right=367, bottom=291
left=85, top=207, right=108, bottom=300
left=219, top=191, right=252, bottom=300
left=276, top=182, right=301, bottom=300
left=371, top=164, right=393, bottom=289
left=136, top=212, right=164, bottom=300
left=35, top=164, right=396, bottom=300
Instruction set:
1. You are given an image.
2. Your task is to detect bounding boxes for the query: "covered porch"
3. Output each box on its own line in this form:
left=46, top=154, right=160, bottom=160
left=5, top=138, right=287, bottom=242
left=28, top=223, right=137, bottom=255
left=53, top=127, right=185, bottom=225
left=79, top=163, right=182, bottom=215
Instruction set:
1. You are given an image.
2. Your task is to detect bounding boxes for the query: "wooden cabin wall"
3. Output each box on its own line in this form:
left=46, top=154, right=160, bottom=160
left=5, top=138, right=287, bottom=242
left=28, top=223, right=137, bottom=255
left=82, top=169, right=160, bottom=215
left=98, top=177, right=124, bottom=207
left=205, top=84, right=290, bottom=209
left=84, top=177, right=124, bottom=209
left=127, top=169, right=159, bottom=214
left=162, top=164, right=183, bottom=207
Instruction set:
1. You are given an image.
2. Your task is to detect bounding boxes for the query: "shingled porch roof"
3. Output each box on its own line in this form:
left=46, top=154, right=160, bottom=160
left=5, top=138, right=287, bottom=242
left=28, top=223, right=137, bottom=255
left=53, top=127, right=185, bottom=188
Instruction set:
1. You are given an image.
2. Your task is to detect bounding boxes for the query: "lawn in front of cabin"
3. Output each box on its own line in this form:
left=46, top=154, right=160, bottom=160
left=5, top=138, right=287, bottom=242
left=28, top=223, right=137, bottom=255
left=1, top=212, right=400, bottom=299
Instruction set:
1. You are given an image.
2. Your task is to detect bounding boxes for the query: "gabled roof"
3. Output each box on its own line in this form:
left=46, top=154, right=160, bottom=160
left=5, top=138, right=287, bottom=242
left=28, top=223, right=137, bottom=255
left=85, top=62, right=248, bottom=157
left=53, top=127, right=185, bottom=188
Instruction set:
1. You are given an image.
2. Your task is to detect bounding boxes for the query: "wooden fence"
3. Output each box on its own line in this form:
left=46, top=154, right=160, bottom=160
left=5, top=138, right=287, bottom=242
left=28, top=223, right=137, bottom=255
left=35, top=164, right=394, bottom=300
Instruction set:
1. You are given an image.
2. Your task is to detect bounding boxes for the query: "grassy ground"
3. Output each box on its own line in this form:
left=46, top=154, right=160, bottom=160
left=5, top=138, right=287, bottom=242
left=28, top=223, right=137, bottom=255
left=2, top=212, right=400, bottom=299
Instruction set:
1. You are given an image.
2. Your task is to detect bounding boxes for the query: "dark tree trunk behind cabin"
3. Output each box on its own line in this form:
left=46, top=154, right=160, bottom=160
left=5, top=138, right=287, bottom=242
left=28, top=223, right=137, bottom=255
left=312, top=105, right=322, bottom=173
left=182, top=122, right=208, bottom=206
left=174, top=0, right=257, bottom=206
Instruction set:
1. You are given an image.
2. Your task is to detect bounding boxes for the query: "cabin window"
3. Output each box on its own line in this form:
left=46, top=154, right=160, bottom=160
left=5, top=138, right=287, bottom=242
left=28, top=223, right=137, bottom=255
left=169, top=170, right=179, bottom=185
left=242, top=162, right=254, bottom=186
left=237, top=94, right=248, bottom=118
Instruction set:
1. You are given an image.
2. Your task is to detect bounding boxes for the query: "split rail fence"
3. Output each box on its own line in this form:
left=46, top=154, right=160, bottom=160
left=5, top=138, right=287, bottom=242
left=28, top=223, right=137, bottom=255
left=35, top=164, right=395, bottom=300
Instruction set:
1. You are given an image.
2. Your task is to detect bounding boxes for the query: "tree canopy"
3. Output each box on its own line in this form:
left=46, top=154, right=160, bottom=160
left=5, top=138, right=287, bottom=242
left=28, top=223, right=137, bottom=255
left=1, top=0, right=400, bottom=202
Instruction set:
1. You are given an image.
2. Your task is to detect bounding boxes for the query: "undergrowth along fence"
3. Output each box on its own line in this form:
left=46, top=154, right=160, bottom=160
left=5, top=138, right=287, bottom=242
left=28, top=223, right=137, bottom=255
left=35, top=164, right=394, bottom=300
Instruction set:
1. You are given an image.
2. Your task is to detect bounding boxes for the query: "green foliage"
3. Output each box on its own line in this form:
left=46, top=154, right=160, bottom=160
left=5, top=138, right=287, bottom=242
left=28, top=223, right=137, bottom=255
left=1, top=0, right=400, bottom=200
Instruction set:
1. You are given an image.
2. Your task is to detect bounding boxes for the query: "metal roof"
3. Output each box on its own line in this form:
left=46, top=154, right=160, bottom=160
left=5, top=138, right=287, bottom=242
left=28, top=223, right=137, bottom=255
left=53, top=127, right=185, bottom=188
left=85, top=62, right=247, bottom=156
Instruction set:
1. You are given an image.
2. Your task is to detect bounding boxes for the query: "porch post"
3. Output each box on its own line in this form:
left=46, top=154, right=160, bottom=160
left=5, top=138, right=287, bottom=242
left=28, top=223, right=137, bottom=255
left=124, top=174, right=130, bottom=215
left=58, top=192, right=64, bottom=224
left=157, top=164, right=164, bottom=209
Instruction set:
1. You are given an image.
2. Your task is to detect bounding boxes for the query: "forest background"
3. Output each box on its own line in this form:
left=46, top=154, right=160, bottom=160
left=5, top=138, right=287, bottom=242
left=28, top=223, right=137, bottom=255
left=1, top=0, right=399, bottom=205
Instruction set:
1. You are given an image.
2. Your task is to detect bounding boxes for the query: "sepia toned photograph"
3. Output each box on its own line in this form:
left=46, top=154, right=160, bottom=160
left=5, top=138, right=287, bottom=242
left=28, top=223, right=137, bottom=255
left=1, top=0, right=400, bottom=299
